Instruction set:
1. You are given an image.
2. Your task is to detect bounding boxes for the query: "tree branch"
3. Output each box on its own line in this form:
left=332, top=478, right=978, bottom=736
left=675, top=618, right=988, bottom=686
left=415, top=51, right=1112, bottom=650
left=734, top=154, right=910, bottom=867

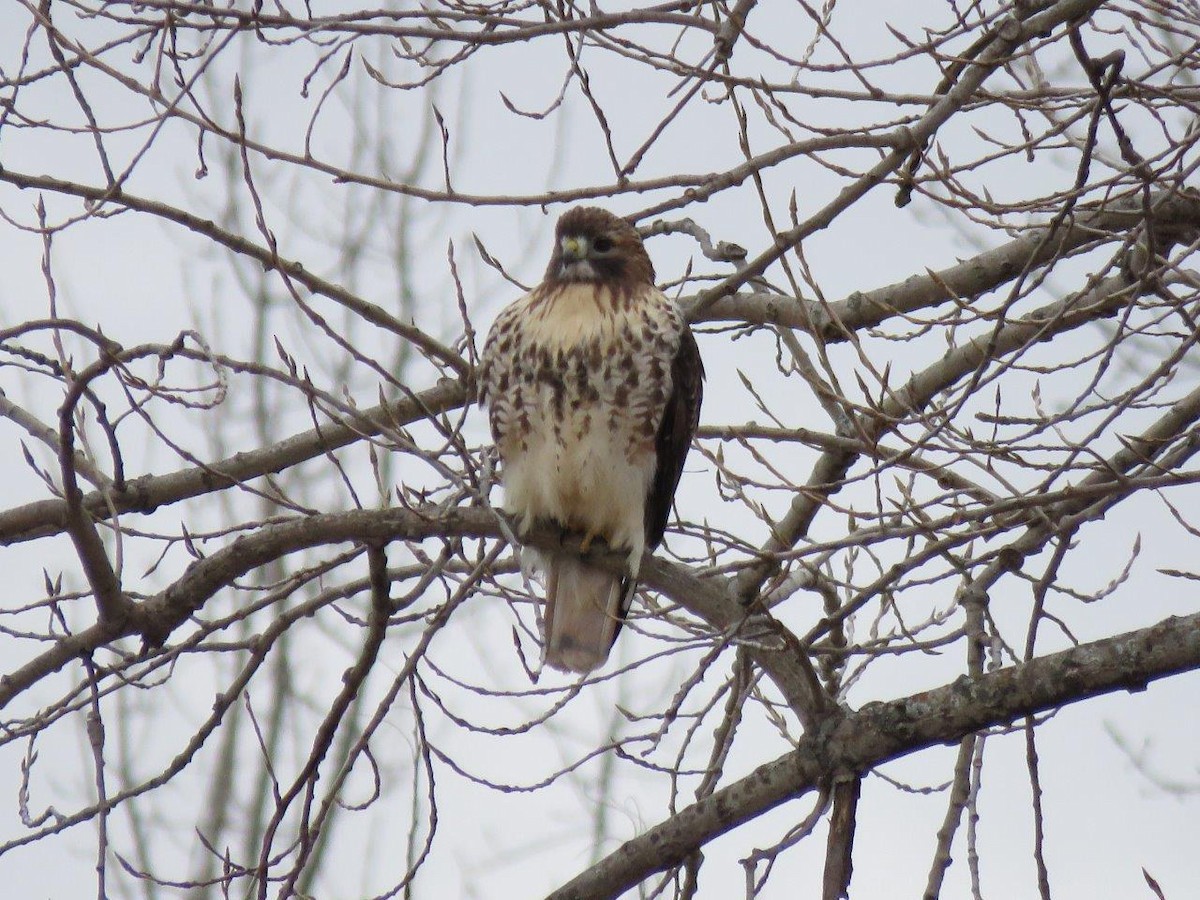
left=549, top=610, right=1200, bottom=899
left=697, top=190, right=1200, bottom=339
left=0, top=380, right=466, bottom=545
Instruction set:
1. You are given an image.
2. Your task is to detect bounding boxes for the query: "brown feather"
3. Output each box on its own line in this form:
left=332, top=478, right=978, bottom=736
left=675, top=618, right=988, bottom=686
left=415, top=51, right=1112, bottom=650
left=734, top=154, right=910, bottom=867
left=543, top=554, right=625, bottom=673
left=645, top=327, right=704, bottom=549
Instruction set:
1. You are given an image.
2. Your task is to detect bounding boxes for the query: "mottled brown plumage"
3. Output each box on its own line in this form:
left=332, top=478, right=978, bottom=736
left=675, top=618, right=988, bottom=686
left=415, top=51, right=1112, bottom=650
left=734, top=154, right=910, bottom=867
left=478, top=207, right=703, bottom=673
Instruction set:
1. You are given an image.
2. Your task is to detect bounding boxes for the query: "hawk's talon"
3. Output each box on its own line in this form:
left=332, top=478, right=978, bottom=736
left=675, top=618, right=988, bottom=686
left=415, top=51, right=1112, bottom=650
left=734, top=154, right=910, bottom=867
left=579, top=529, right=600, bottom=555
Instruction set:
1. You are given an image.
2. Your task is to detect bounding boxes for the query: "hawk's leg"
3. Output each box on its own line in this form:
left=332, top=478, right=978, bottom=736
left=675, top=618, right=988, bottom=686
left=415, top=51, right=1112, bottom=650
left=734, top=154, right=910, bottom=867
left=578, top=525, right=602, bottom=554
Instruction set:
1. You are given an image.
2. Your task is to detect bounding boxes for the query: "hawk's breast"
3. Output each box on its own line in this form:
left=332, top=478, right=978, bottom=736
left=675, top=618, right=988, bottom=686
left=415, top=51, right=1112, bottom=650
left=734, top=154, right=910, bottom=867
left=480, top=282, right=685, bottom=558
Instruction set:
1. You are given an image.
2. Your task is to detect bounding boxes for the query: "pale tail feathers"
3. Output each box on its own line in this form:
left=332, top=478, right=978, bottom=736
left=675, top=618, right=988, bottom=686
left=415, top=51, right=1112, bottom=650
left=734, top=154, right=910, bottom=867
left=543, top=553, right=632, bottom=673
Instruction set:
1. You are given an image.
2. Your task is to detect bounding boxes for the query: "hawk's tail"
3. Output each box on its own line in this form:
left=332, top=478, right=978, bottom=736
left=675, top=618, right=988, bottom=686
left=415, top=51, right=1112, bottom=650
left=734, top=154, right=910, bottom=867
left=542, top=552, right=632, bottom=674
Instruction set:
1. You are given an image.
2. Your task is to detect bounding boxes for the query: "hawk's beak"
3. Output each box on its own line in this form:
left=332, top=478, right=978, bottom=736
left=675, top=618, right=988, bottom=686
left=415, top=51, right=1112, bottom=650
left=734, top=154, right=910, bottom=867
left=560, top=235, right=588, bottom=261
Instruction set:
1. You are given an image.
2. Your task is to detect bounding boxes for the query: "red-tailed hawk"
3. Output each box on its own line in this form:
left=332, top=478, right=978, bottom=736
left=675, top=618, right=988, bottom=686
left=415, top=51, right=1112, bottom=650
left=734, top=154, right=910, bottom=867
left=479, top=207, right=704, bottom=673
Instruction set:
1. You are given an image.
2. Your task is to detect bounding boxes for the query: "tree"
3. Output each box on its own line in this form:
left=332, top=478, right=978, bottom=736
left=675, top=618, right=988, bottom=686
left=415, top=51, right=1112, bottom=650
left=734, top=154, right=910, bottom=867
left=2, top=0, right=1199, bottom=897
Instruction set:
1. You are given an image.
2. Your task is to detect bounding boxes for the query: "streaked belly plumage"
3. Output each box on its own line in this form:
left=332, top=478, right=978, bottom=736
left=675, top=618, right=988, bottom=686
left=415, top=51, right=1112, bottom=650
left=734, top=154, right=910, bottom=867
left=481, top=281, right=682, bottom=563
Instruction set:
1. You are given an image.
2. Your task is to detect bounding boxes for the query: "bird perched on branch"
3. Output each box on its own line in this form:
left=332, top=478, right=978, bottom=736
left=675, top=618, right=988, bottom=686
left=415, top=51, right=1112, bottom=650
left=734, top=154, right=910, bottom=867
left=479, top=207, right=704, bottom=673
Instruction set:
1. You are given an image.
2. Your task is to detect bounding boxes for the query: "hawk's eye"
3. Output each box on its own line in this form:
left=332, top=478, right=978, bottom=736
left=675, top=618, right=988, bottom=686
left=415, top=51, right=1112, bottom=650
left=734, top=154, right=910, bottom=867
left=592, top=235, right=614, bottom=253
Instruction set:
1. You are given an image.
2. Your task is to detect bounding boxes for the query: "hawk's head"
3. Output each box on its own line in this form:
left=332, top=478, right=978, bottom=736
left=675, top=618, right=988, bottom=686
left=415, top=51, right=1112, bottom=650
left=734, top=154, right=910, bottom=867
left=545, top=207, right=655, bottom=287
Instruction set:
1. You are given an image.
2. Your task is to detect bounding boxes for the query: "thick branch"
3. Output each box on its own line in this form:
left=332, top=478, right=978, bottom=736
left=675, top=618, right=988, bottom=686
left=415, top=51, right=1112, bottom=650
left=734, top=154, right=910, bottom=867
left=697, top=191, right=1200, bottom=339
left=0, top=503, right=829, bottom=733
left=549, top=611, right=1200, bottom=899
left=0, top=380, right=466, bottom=545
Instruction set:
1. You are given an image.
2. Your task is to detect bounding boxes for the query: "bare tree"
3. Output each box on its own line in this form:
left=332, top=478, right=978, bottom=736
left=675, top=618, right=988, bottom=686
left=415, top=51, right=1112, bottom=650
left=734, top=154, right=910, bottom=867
left=2, top=1, right=1199, bottom=897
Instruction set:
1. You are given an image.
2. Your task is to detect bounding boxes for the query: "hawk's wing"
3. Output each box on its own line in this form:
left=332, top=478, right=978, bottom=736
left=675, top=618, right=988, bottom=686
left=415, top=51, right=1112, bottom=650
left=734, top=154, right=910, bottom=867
left=644, top=326, right=704, bottom=550
left=587, top=325, right=701, bottom=670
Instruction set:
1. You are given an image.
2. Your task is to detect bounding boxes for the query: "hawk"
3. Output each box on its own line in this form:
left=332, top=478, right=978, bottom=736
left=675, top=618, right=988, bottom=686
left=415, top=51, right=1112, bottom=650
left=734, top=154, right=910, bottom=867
left=479, top=207, right=704, bottom=673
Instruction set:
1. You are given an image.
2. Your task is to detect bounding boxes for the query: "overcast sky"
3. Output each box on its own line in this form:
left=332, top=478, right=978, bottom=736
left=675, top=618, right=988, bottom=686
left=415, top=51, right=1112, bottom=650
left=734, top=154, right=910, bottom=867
left=1, top=2, right=1198, bottom=897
